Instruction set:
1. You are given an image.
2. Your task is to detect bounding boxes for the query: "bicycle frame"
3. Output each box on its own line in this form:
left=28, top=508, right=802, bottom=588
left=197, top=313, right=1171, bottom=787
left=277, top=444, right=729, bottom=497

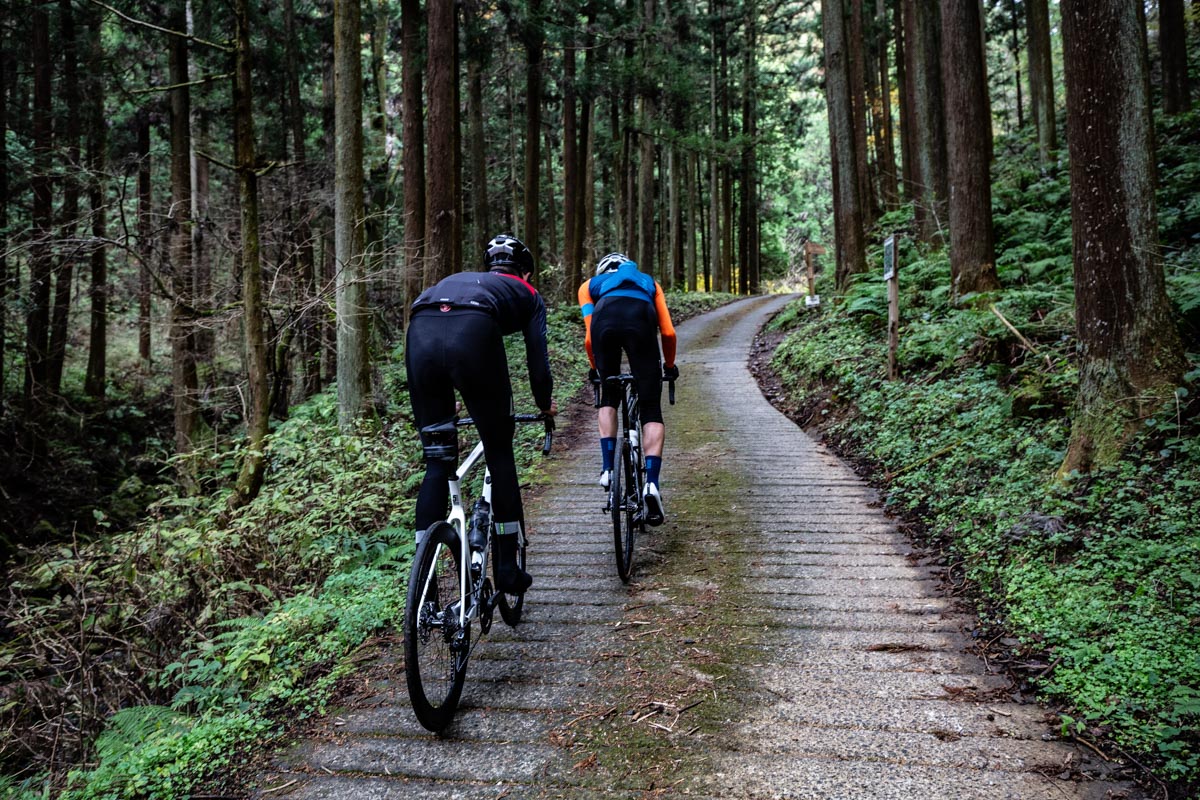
left=427, top=438, right=489, bottom=635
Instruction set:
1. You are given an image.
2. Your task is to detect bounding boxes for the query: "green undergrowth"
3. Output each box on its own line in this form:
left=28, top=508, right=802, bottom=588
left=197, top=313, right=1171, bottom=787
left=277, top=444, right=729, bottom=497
left=0, top=293, right=724, bottom=799
left=767, top=123, right=1200, bottom=788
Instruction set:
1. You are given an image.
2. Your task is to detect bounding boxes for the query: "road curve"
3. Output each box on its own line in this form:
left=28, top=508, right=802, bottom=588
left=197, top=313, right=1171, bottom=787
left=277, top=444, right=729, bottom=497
left=258, top=295, right=1138, bottom=800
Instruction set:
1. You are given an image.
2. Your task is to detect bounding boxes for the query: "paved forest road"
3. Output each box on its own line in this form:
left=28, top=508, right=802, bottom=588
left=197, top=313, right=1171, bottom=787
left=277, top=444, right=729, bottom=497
left=260, top=296, right=1138, bottom=800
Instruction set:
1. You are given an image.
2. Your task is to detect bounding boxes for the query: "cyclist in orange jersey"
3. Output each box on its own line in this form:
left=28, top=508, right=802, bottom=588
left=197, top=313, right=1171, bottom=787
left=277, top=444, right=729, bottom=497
left=577, top=253, right=678, bottom=525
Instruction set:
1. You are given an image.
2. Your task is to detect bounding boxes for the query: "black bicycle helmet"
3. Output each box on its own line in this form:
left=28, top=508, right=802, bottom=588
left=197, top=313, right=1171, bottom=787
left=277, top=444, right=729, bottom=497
left=595, top=251, right=629, bottom=275
left=484, top=233, right=534, bottom=275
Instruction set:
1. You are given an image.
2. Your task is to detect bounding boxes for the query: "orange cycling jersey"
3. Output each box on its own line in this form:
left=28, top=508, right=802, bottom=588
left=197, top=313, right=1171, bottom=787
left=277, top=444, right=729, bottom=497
left=577, top=262, right=676, bottom=369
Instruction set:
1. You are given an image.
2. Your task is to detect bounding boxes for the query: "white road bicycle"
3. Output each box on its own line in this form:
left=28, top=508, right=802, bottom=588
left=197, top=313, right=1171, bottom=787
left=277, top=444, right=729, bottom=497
left=403, top=413, right=553, bottom=733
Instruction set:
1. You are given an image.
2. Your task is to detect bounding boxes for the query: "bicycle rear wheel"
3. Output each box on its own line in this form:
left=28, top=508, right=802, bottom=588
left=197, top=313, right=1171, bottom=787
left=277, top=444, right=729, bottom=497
left=612, top=437, right=637, bottom=582
left=404, top=521, right=470, bottom=732
left=496, top=528, right=527, bottom=626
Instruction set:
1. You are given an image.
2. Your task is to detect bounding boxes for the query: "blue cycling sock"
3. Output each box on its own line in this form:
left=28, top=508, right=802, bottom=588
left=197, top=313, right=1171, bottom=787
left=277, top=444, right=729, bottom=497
left=601, top=437, right=616, bottom=471
left=646, top=455, right=662, bottom=488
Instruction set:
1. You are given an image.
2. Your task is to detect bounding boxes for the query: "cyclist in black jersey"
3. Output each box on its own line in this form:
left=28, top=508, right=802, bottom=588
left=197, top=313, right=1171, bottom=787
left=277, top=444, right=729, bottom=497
left=406, top=234, right=557, bottom=593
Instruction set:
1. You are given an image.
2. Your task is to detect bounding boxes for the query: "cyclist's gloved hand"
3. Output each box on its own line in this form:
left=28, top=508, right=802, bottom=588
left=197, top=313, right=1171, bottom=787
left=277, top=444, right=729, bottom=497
left=663, top=364, right=679, bottom=381
left=588, top=367, right=600, bottom=385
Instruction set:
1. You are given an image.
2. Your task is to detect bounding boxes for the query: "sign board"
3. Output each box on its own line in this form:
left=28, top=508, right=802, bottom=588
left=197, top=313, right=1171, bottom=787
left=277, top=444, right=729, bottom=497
left=883, top=235, right=896, bottom=281
left=805, top=295, right=821, bottom=308
left=804, top=241, right=827, bottom=256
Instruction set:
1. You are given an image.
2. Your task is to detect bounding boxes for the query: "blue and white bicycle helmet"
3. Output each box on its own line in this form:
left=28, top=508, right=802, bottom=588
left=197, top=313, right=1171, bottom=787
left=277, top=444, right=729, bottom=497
left=595, top=251, right=629, bottom=275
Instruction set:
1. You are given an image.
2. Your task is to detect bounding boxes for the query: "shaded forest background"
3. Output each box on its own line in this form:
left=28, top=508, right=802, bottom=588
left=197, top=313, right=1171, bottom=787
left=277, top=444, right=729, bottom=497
left=1, top=0, right=1199, bottom=796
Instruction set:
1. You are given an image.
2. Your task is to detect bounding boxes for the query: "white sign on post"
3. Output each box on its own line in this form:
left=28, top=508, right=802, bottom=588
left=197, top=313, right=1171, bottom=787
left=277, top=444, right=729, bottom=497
left=883, top=235, right=896, bottom=281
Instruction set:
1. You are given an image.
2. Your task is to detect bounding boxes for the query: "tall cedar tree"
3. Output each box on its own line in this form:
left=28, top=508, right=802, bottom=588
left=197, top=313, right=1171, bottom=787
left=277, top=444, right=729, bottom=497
left=523, top=0, right=544, bottom=282
left=1160, top=0, right=1191, bottom=114
left=563, top=8, right=580, bottom=297
left=230, top=0, right=269, bottom=508
left=902, top=0, right=948, bottom=243
left=84, top=7, right=108, bottom=398
left=1059, top=0, right=1186, bottom=473
left=940, top=0, right=999, bottom=298
left=47, top=0, right=80, bottom=395
left=334, top=0, right=371, bottom=426
left=25, top=5, right=52, bottom=412
left=424, top=0, right=456, bottom=284
left=824, top=0, right=867, bottom=288
left=0, top=45, right=8, bottom=395
left=136, top=113, right=152, bottom=367
left=168, top=2, right=200, bottom=457
left=401, top=0, right=425, bottom=321
left=1025, top=0, right=1056, bottom=161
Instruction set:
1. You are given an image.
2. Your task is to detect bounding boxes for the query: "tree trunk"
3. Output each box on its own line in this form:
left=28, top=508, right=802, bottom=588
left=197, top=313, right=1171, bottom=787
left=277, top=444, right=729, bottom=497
left=230, top=0, right=269, bottom=508
left=1010, top=0, right=1023, bottom=129
left=824, top=0, right=868, bottom=288
left=84, top=9, right=107, bottom=398
left=875, top=0, right=899, bottom=207
left=1059, top=0, right=1187, bottom=473
left=709, top=50, right=721, bottom=293
left=848, top=0, right=876, bottom=225
left=334, top=0, right=371, bottom=426
left=576, top=1, right=596, bottom=277
left=465, top=0, right=489, bottom=263
left=22, top=7, right=52, bottom=447
left=686, top=150, right=697, bottom=291
left=137, top=112, right=153, bottom=369
left=523, top=0, right=544, bottom=281
left=169, top=2, right=200, bottom=457
left=1026, top=0, right=1056, bottom=161
left=424, top=0, right=456, bottom=284
left=940, top=0, right=999, bottom=299
left=895, top=3, right=915, bottom=200
left=563, top=19, right=579, bottom=297
left=1161, top=0, right=1191, bottom=114
left=283, top=0, right=320, bottom=399
left=48, top=0, right=80, bottom=395
left=401, top=0, right=425, bottom=317
left=1, top=47, right=9, bottom=395
left=903, top=0, right=948, bottom=243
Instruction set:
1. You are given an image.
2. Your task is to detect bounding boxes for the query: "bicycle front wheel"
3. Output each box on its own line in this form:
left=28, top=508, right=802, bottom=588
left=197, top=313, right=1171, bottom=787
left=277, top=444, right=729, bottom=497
left=404, top=521, right=470, bottom=732
left=612, top=438, right=637, bottom=582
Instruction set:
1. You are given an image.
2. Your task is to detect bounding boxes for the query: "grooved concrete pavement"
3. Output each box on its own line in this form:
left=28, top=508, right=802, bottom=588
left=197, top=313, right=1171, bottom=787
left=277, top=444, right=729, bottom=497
left=258, top=296, right=1138, bottom=800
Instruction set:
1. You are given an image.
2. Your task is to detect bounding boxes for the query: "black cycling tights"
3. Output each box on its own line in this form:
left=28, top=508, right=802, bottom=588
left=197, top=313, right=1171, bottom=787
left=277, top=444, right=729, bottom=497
left=592, top=297, right=664, bottom=424
left=406, top=310, right=522, bottom=533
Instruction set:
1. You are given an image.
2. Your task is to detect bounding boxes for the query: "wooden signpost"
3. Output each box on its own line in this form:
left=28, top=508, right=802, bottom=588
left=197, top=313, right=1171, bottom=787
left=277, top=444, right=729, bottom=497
left=804, top=240, right=826, bottom=308
left=884, top=235, right=899, bottom=380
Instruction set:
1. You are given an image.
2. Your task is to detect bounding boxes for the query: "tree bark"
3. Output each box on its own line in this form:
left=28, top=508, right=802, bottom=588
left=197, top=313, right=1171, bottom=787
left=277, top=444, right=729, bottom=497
left=230, top=0, right=269, bottom=508
left=940, top=0, right=999, bottom=299
left=523, top=0, right=544, bottom=282
left=1026, top=0, right=1056, bottom=161
left=137, top=112, right=153, bottom=369
left=1059, top=0, right=1187, bottom=473
left=48, top=0, right=81, bottom=395
left=465, top=0, right=489, bottom=263
left=848, top=0, right=875, bottom=225
left=1, top=46, right=9, bottom=396
left=26, top=2, right=53, bottom=409
left=168, top=2, right=200, bottom=457
left=562, top=17, right=579, bottom=296
left=283, top=0, right=320, bottom=399
left=424, top=0, right=456, bottom=284
left=895, top=3, right=915, bottom=201
left=401, top=0, right=425, bottom=317
left=824, top=0, right=867, bottom=288
left=1161, top=0, right=1191, bottom=114
left=84, top=9, right=108, bottom=398
left=875, top=0, right=899, bottom=207
left=334, top=0, right=371, bottom=426
left=902, top=0, right=948, bottom=243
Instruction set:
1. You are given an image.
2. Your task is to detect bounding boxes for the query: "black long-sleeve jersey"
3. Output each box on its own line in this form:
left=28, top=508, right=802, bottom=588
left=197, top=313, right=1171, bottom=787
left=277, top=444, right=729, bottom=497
left=410, top=270, right=554, bottom=411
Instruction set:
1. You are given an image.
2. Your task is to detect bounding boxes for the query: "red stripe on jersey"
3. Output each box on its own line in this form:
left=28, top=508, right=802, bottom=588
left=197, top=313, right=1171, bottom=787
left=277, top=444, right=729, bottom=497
left=498, top=271, right=538, bottom=296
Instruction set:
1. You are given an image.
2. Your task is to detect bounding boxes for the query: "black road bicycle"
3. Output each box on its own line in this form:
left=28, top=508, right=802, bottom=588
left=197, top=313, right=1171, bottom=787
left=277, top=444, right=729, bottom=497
left=403, top=413, right=553, bottom=733
left=592, top=373, right=675, bottom=582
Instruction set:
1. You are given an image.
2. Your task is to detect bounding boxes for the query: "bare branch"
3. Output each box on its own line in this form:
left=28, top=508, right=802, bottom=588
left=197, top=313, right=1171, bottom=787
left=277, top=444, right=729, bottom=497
left=86, top=0, right=233, bottom=51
